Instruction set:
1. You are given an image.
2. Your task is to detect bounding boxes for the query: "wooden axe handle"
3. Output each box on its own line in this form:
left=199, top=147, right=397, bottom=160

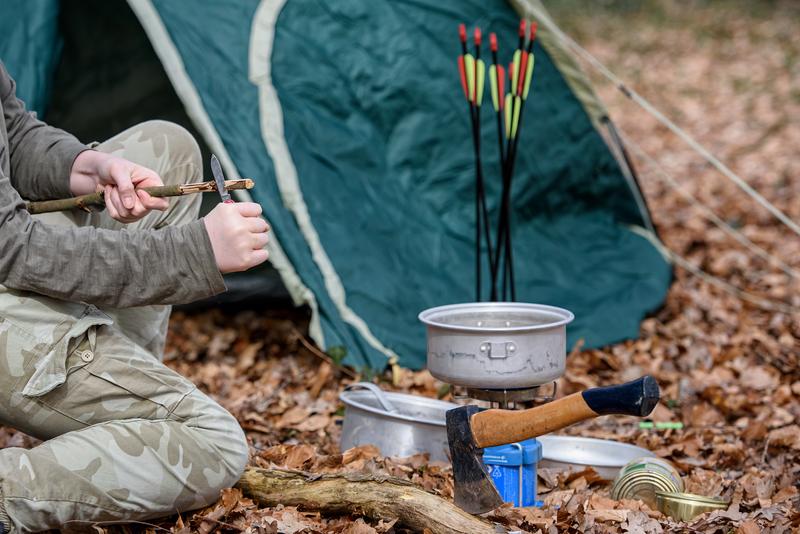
left=470, top=376, right=659, bottom=449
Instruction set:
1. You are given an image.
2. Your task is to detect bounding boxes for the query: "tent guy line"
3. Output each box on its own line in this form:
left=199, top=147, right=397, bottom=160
left=620, top=129, right=800, bottom=281
left=634, top=227, right=796, bottom=315
left=527, top=1, right=800, bottom=240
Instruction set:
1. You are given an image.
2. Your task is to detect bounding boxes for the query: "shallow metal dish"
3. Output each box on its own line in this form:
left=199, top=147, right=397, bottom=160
left=537, top=435, right=656, bottom=480
left=419, top=302, right=574, bottom=389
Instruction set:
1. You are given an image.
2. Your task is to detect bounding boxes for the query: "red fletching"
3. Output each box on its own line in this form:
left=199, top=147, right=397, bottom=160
left=509, top=63, right=514, bottom=82
left=529, top=21, right=538, bottom=41
left=458, top=56, right=468, bottom=100
left=518, top=51, right=528, bottom=95
left=458, top=23, right=467, bottom=43
left=474, top=27, right=482, bottom=46
left=519, top=19, right=526, bottom=37
left=498, top=65, right=506, bottom=109
left=490, top=32, right=497, bottom=52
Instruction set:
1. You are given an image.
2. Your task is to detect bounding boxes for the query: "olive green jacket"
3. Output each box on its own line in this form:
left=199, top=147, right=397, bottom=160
left=0, top=62, right=225, bottom=307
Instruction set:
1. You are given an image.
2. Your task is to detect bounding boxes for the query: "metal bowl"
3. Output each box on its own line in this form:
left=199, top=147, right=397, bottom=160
left=419, top=302, right=574, bottom=389
left=339, top=383, right=458, bottom=463
left=537, top=435, right=656, bottom=480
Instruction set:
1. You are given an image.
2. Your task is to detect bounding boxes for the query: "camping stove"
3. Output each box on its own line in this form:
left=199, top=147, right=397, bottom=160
left=454, top=380, right=559, bottom=410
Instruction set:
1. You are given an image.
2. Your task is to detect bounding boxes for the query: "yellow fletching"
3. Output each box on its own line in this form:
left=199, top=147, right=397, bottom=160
left=504, top=93, right=512, bottom=138
left=511, top=96, right=521, bottom=138
left=511, top=50, right=521, bottom=96
left=465, top=54, right=475, bottom=103
left=489, top=65, right=499, bottom=112
left=475, top=60, right=486, bottom=107
left=522, top=53, right=535, bottom=99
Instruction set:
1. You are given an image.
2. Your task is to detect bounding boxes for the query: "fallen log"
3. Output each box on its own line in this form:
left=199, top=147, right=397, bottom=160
left=236, top=467, right=502, bottom=534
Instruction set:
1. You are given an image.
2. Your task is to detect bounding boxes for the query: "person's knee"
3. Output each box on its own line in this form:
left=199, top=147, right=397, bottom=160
left=138, top=120, right=202, bottom=185
left=181, top=392, right=249, bottom=489
left=214, top=408, right=250, bottom=483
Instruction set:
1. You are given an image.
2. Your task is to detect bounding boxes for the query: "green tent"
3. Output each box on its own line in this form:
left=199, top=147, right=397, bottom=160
left=1, top=0, right=671, bottom=369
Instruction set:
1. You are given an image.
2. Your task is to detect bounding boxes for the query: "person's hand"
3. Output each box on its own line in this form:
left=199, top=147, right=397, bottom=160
left=70, top=150, right=169, bottom=223
left=203, top=202, right=270, bottom=273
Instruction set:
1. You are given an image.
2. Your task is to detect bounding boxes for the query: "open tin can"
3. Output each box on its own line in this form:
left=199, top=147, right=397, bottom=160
left=610, top=457, right=684, bottom=509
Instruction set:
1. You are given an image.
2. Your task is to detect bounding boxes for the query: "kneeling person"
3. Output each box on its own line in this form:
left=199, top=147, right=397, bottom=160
left=0, top=62, right=269, bottom=532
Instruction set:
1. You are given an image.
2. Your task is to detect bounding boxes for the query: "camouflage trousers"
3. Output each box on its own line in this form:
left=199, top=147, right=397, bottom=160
left=0, top=121, right=248, bottom=532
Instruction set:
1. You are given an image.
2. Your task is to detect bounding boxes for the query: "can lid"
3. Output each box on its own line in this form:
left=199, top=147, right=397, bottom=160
left=612, top=472, right=680, bottom=500
left=483, top=438, right=542, bottom=466
left=655, top=491, right=730, bottom=506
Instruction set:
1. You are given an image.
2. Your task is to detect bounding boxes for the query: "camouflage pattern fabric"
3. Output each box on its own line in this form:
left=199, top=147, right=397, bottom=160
left=0, top=121, right=248, bottom=532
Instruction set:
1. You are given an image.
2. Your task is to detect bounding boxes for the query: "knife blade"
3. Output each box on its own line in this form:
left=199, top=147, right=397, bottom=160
left=210, top=154, right=233, bottom=203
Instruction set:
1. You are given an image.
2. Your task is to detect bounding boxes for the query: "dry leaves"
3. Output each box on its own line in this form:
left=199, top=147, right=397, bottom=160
left=0, top=2, right=798, bottom=533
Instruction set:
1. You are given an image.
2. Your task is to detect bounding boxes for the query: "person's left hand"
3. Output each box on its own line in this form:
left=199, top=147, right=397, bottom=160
left=69, top=150, right=169, bottom=223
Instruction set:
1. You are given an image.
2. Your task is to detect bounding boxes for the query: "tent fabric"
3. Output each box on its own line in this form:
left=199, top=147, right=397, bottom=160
left=0, top=0, right=61, bottom=115
left=3, top=0, right=672, bottom=370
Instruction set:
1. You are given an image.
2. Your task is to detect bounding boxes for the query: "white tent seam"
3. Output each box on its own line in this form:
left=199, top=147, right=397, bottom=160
left=249, top=0, right=399, bottom=362
left=125, top=0, right=326, bottom=346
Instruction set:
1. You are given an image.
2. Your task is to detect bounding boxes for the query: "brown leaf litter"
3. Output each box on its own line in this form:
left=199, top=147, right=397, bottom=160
left=1, top=1, right=799, bottom=532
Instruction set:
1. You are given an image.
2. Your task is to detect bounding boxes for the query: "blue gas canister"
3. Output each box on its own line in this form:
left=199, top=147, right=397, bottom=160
left=482, top=438, right=543, bottom=507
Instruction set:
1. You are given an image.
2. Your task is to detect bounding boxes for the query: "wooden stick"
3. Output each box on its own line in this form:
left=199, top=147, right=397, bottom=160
left=25, top=179, right=254, bottom=215
left=236, top=467, right=498, bottom=534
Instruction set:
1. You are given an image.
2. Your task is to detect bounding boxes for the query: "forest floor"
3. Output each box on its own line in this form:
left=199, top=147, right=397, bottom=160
left=4, top=0, right=800, bottom=532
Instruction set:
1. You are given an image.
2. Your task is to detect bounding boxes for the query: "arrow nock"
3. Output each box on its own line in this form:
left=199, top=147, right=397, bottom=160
left=529, top=21, right=538, bottom=42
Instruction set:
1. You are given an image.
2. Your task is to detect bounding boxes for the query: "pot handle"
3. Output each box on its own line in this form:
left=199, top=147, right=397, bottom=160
left=344, top=382, right=398, bottom=413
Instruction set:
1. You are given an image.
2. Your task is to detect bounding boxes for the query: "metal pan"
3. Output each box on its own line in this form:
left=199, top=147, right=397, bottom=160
left=419, top=302, right=574, bottom=389
left=537, top=435, right=656, bottom=480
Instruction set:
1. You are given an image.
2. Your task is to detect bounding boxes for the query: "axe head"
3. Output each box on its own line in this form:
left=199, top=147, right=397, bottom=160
left=446, top=405, right=503, bottom=514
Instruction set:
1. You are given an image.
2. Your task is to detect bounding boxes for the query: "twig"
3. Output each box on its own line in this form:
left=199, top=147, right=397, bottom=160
left=291, top=328, right=358, bottom=378
left=26, top=179, right=254, bottom=214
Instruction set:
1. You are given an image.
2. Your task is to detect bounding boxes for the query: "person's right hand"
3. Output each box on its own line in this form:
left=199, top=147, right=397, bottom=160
left=203, top=202, right=270, bottom=273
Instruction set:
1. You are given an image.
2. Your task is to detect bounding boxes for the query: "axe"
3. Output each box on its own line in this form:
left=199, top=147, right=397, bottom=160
left=446, top=375, right=660, bottom=514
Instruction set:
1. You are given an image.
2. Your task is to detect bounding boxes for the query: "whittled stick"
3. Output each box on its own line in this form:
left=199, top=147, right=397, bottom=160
left=25, top=179, right=254, bottom=215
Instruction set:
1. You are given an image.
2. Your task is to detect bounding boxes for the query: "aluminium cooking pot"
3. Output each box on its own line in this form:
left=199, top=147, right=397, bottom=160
left=418, top=302, right=574, bottom=389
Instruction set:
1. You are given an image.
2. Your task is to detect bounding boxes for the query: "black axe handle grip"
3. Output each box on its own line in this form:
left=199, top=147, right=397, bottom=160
left=582, top=375, right=660, bottom=416
left=470, top=375, right=660, bottom=449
